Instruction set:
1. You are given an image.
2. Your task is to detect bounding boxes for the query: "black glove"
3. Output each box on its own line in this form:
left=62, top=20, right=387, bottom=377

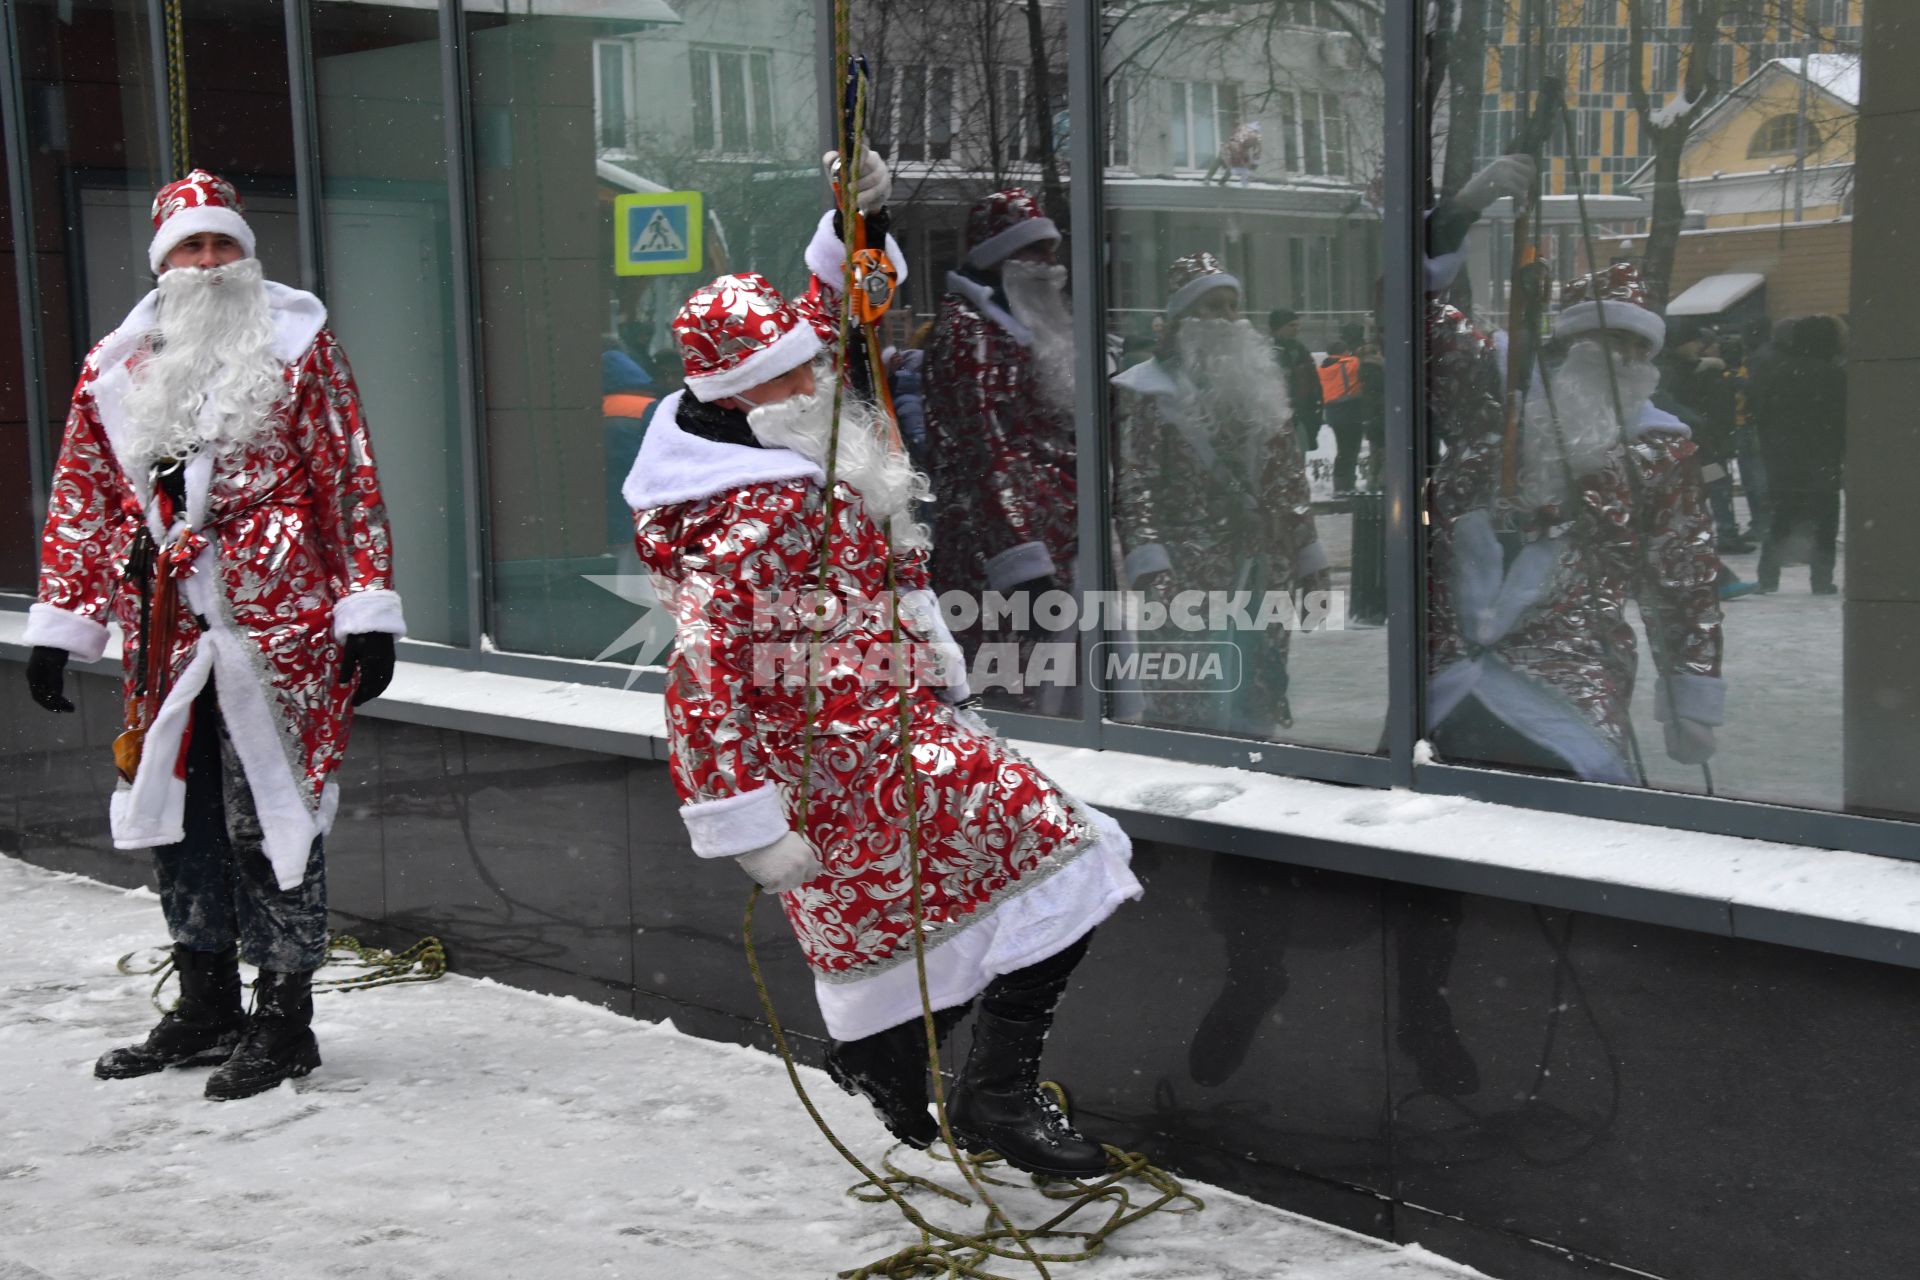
left=338, top=632, right=396, bottom=707
left=1010, top=575, right=1059, bottom=599
left=26, top=646, right=74, bottom=713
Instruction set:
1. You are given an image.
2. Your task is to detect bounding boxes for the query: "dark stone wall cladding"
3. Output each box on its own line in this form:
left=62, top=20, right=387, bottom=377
left=6, top=663, right=1919, bottom=1280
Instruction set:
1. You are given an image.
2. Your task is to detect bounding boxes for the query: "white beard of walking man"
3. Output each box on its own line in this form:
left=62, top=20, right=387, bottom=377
left=23, top=169, right=405, bottom=1100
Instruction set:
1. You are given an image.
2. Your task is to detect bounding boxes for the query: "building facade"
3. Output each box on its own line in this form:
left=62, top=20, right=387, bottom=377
left=5, top=4, right=1920, bottom=1279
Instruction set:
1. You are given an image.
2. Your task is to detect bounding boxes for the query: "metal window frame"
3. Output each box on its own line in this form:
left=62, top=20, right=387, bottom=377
left=0, top=2, right=49, bottom=515
left=284, top=0, right=325, bottom=298
left=439, top=0, right=489, bottom=655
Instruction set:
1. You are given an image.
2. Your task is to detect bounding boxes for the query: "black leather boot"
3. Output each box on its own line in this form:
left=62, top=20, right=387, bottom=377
left=205, top=968, right=321, bottom=1101
left=826, top=1003, right=971, bottom=1149
left=95, top=945, right=245, bottom=1079
left=948, top=938, right=1109, bottom=1179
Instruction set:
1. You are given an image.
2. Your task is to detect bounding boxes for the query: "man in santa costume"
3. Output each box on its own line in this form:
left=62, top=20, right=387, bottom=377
left=921, top=188, right=1078, bottom=710
left=1110, top=252, right=1327, bottom=737
left=625, top=160, right=1140, bottom=1178
left=1426, top=261, right=1725, bottom=781
left=22, top=170, right=403, bottom=1099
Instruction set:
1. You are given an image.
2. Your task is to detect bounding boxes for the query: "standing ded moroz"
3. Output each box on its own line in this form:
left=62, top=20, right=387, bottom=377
left=23, top=169, right=404, bottom=1099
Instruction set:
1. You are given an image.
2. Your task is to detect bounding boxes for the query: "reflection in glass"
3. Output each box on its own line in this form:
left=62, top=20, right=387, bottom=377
left=314, top=2, right=467, bottom=645
left=0, top=153, right=26, bottom=589
left=1422, top=2, right=1887, bottom=815
left=474, top=1, right=819, bottom=663
left=1102, top=4, right=1387, bottom=750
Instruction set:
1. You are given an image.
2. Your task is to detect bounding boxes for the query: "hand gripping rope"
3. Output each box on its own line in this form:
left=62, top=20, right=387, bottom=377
left=738, top=7, right=1199, bottom=1277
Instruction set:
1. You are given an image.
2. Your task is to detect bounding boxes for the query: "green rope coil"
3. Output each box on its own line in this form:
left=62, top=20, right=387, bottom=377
left=118, top=933, right=447, bottom=1014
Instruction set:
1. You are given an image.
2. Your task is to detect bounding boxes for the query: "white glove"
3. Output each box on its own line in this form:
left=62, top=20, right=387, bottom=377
left=1455, top=154, right=1536, bottom=214
left=1663, top=718, right=1717, bottom=766
left=735, top=831, right=824, bottom=893
left=899, top=588, right=969, bottom=704
left=824, top=149, right=891, bottom=213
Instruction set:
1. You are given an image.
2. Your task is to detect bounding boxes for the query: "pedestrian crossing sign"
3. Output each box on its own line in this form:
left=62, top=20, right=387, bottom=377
left=613, top=191, right=703, bottom=277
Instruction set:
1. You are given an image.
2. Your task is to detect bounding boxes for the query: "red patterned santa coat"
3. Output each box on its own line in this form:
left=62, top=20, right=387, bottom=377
left=26, top=285, right=404, bottom=889
left=921, top=278, right=1079, bottom=663
left=1423, top=300, right=1723, bottom=782
left=626, top=389, right=1133, bottom=984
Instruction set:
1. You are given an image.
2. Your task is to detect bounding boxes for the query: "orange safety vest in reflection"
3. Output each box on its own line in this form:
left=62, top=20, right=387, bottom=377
left=1317, top=355, right=1361, bottom=404
left=603, top=392, right=657, bottom=420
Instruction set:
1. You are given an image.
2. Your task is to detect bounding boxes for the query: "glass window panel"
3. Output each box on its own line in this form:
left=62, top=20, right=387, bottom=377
left=19, top=0, right=165, bottom=433
left=897, top=64, right=927, bottom=163
left=883, top=4, right=1081, bottom=721
left=750, top=53, right=776, bottom=157
left=315, top=1, right=468, bottom=646
left=689, top=48, right=715, bottom=152
left=597, top=40, right=629, bottom=152
left=1104, top=6, right=1388, bottom=752
left=1427, top=2, right=1890, bottom=815
left=717, top=51, right=749, bottom=155
left=474, top=1, right=820, bottom=664
left=929, top=66, right=953, bottom=163
left=0, top=133, right=27, bottom=590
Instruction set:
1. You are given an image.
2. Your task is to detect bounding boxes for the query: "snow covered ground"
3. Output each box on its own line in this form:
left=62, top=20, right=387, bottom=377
left=0, top=854, right=1488, bottom=1280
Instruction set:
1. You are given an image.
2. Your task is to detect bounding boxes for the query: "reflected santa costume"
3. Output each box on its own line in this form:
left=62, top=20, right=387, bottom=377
left=922, top=188, right=1079, bottom=706
left=1110, top=252, right=1326, bottom=736
left=625, top=242, right=1139, bottom=1176
left=1425, top=262, right=1725, bottom=781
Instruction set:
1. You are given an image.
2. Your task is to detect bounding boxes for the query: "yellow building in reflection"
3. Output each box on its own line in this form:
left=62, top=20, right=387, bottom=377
left=1481, top=0, right=1860, bottom=196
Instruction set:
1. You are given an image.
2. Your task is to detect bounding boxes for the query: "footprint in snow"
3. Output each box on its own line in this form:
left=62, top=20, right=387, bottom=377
left=1128, top=781, right=1245, bottom=818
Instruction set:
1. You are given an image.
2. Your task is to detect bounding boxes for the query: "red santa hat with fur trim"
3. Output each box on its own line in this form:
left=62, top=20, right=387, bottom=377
left=963, top=188, right=1060, bottom=270
left=148, top=169, right=258, bottom=274
left=672, top=273, right=823, bottom=403
left=1553, top=262, right=1667, bottom=355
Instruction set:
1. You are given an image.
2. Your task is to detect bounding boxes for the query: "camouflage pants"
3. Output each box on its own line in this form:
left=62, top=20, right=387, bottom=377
left=153, top=684, right=328, bottom=973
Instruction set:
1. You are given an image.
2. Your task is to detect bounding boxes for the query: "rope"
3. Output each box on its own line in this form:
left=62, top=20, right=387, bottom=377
left=161, top=0, right=189, bottom=178
left=734, top=8, right=1201, bottom=1277
left=118, top=933, right=447, bottom=1014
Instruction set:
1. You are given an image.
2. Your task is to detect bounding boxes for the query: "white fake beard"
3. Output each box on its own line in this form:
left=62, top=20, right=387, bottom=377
left=1517, top=341, right=1655, bottom=512
left=121, top=258, right=285, bottom=468
left=1002, top=260, right=1076, bottom=419
left=746, top=366, right=933, bottom=551
left=1174, top=316, right=1293, bottom=440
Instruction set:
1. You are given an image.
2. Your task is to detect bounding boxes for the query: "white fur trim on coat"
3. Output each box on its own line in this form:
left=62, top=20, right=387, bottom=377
left=984, top=541, right=1055, bottom=593
left=23, top=603, right=111, bottom=662
left=149, top=206, right=257, bottom=275
left=965, top=216, right=1060, bottom=270
left=802, top=211, right=909, bottom=291
left=1655, top=673, right=1725, bottom=726
left=1294, top=540, right=1331, bottom=578
left=944, top=272, right=1032, bottom=348
left=621, top=391, right=825, bottom=513
left=1553, top=298, right=1667, bottom=357
left=901, top=587, right=969, bottom=704
left=682, top=785, right=791, bottom=859
left=1120, top=542, right=1171, bottom=586
left=683, top=322, right=823, bottom=403
left=813, top=803, right=1140, bottom=1041
left=1167, top=270, right=1242, bottom=321
left=332, top=588, right=408, bottom=641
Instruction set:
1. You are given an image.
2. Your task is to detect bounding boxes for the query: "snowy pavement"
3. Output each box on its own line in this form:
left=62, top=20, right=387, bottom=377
left=0, top=854, right=1488, bottom=1280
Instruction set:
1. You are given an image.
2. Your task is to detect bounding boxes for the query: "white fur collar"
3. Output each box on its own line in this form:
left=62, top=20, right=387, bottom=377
left=621, top=390, right=825, bottom=513
left=1110, top=356, right=1184, bottom=400
left=89, top=280, right=329, bottom=510
left=945, top=272, right=1033, bottom=349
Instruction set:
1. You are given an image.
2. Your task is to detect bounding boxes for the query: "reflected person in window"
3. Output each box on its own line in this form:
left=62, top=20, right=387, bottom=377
left=1110, top=252, right=1329, bottom=737
left=1426, top=262, right=1726, bottom=782
left=21, top=169, right=404, bottom=1100
left=922, top=188, right=1079, bottom=713
left=622, top=161, right=1140, bottom=1179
